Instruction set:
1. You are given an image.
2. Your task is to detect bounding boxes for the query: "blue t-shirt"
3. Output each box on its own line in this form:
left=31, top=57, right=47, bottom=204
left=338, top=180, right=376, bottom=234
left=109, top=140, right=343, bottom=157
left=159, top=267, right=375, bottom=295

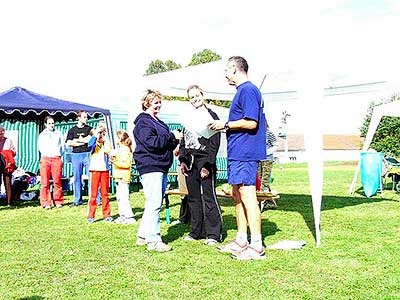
left=227, top=81, right=267, bottom=161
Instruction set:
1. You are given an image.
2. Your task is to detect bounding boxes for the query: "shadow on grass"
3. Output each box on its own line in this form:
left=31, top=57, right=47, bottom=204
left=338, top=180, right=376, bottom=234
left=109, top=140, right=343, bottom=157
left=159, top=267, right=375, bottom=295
left=213, top=184, right=399, bottom=244
left=275, top=192, right=398, bottom=243
left=0, top=198, right=41, bottom=210
left=156, top=188, right=399, bottom=244
left=163, top=209, right=279, bottom=244
left=3, top=186, right=398, bottom=245
left=18, top=296, right=45, bottom=300
left=0, top=193, right=124, bottom=211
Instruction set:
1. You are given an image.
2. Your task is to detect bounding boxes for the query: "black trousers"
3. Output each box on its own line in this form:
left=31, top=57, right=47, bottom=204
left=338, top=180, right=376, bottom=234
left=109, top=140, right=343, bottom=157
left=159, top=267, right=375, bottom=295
left=185, top=162, right=222, bottom=241
left=178, top=195, right=191, bottom=224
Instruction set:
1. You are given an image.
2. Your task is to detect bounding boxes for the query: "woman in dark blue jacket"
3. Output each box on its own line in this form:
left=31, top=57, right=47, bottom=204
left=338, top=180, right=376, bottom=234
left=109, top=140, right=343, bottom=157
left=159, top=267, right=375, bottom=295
left=133, top=89, right=182, bottom=252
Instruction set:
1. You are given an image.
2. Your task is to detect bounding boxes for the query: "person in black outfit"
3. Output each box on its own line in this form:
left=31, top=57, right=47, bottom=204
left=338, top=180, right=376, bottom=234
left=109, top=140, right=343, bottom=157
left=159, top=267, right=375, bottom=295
left=65, top=111, right=92, bottom=206
left=171, top=148, right=191, bottom=225
left=179, top=85, right=222, bottom=245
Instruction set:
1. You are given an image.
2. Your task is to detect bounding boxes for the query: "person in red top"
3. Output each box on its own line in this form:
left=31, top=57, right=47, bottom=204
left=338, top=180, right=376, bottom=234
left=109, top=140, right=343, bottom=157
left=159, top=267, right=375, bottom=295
left=0, top=125, right=17, bottom=207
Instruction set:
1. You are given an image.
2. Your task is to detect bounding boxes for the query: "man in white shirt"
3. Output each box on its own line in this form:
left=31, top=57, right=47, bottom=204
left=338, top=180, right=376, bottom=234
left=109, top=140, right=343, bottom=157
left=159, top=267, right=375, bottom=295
left=38, top=116, right=65, bottom=209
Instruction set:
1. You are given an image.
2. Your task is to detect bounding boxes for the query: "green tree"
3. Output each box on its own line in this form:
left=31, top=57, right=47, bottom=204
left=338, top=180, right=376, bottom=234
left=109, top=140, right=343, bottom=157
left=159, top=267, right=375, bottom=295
left=188, top=49, right=222, bottom=66
left=360, top=94, right=400, bottom=157
left=207, top=99, right=231, bottom=108
left=145, top=59, right=167, bottom=75
left=143, top=50, right=228, bottom=108
left=165, top=60, right=181, bottom=71
left=145, top=59, right=181, bottom=75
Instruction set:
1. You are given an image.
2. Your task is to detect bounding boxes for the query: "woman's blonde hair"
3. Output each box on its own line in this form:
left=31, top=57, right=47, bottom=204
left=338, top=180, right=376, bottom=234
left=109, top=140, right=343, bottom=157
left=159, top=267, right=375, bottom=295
left=141, top=89, right=162, bottom=111
left=117, top=130, right=133, bottom=152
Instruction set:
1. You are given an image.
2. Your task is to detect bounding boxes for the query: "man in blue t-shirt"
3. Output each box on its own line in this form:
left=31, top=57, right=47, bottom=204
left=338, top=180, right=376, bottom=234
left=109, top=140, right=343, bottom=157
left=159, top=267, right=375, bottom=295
left=209, top=56, right=267, bottom=260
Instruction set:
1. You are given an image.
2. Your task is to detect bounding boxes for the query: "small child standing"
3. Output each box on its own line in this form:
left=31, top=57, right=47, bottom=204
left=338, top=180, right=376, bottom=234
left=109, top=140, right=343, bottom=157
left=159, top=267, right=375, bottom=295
left=87, top=122, right=113, bottom=223
left=110, top=130, right=136, bottom=224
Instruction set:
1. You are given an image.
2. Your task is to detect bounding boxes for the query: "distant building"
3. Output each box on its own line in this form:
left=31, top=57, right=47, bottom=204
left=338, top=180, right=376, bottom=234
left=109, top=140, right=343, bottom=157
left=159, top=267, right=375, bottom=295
left=275, top=134, right=364, bottom=163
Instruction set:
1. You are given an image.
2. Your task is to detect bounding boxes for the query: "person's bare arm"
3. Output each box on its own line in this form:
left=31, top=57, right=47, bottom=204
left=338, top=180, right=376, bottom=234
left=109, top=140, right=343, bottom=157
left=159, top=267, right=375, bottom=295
left=208, top=118, right=257, bottom=131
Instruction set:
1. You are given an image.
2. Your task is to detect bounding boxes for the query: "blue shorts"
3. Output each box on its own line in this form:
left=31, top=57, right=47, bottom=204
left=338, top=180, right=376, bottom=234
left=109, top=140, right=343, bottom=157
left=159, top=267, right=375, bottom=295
left=227, top=160, right=258, bottom=186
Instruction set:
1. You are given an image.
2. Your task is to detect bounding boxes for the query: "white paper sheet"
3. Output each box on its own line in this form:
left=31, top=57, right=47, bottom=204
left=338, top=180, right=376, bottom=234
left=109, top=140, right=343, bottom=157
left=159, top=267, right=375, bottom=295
left=181, top=107, right=219, bottom=139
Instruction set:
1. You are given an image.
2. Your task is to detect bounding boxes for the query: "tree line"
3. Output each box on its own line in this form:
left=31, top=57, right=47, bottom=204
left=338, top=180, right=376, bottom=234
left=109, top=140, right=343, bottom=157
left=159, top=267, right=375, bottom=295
left=144, top=49, right=231, bottom=108
left=360, top=94, right=400, bottom=158
left=144, top=49, right=221, bottom=75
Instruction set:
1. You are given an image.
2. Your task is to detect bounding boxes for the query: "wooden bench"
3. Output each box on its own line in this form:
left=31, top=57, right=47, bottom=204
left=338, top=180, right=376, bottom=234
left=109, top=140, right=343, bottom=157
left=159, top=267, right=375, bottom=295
left=164, top=189, right=280, bottom=202
left=216, top=190, right=280, bottom=201
left=216, top=190, right=280, bottom=212
left=163, top=188, right=186, bottom=224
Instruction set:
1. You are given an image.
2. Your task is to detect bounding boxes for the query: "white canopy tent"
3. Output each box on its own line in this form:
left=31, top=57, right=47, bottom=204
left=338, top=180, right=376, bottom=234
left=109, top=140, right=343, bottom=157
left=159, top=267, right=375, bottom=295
left=138, top=60, right=393, bottom=136
left=131, top=60, right=398, bottom=246
left=349, top=99, right=400, bottom=195
left=132, top=60, right=325, bottom=246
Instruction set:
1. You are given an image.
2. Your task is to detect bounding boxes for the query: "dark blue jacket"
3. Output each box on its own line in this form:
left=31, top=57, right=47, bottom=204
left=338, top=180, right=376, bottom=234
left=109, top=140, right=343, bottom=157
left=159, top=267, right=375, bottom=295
left=133, top=112, right=178, bottom=175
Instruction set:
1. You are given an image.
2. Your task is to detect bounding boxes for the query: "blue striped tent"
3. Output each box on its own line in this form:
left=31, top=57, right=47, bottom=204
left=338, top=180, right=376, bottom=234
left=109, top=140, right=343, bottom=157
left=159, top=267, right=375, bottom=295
left=0, top=87, right=113, bottom=175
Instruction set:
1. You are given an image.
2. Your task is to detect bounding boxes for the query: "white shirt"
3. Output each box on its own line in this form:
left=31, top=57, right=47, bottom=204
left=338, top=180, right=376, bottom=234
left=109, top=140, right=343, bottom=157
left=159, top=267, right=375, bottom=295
left=38, top=129, right=65, bottom=157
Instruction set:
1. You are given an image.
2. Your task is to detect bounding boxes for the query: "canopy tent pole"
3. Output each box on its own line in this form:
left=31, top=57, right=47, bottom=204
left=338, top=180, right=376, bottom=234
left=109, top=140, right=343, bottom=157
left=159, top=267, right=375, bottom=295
left=349, top=108, right=383, bottom=195
left=298, top=74, right=324, bottom=247
left=295, top=5, right=324, bottom=246
left=104, top=114, right=115, bottom=148
left=259, top=74, right=267, bottom=89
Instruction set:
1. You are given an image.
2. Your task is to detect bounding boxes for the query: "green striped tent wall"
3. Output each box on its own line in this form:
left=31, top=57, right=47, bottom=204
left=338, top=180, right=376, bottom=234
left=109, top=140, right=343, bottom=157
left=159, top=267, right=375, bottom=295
left=110, top=108, right=129, bottom=133
left=119, top=121, right=128, bottom=131
left=1, top=114, right=227, bottom=183
left=0, top=119, right=40, bottom=173
left=55, top=119, right=101, bottom=178
left=68, top=116, right=126, bottom=194
left=0, top=118, right=102, bottom=176
left=56, top=118, right=129, bottom=177
left=1, top=115, right=131, bottom=177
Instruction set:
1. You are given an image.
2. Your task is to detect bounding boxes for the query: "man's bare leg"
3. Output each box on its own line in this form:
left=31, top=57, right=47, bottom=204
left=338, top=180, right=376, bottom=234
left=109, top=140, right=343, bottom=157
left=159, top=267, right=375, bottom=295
left=230, top=184, right=265, bottom=260
left=232, top=184, right=248, bottom=234
left=237, top=184, right=261, bottom=236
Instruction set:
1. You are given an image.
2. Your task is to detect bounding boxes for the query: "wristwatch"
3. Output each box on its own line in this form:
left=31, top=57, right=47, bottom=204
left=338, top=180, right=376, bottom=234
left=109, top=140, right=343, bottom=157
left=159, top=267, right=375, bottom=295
left=224, top=121, right=230, bottom=131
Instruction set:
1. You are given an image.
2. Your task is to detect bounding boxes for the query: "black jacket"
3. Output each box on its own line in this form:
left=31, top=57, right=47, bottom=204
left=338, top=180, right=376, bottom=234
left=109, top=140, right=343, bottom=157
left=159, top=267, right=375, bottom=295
left=179, top=107, right=221, bottom=170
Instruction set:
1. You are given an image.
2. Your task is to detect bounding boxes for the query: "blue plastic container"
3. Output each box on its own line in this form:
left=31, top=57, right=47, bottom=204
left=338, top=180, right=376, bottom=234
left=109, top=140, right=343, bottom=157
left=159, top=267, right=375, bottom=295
left=360, top=151, right=383, bottom=198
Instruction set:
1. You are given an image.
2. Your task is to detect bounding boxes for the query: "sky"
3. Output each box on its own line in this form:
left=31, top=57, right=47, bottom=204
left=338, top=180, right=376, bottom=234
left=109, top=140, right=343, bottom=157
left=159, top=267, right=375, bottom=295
left=1, top=0, right=399, bottom=107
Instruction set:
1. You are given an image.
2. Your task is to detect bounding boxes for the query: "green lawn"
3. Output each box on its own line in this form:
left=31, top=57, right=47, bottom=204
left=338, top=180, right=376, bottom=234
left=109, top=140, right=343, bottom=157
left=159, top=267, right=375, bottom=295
left=0, top=162, right=399, bottom=300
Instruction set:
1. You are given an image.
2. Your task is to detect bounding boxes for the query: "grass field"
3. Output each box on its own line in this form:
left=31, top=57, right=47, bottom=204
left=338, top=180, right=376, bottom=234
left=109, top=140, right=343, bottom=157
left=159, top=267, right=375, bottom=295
left=0, top=161, right=399, bottom=300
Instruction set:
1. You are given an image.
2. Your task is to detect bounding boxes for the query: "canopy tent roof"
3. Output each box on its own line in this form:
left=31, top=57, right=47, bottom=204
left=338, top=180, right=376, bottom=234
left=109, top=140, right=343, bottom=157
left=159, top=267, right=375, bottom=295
left=140, top=60, right=294, bottom=101
left=140, top=60, right=396, bottom=102
left=0, top=86, right=111, bottom=120
left=138, top=62, right=399, bottom=246
left=139, top=62, right=326, bottom=246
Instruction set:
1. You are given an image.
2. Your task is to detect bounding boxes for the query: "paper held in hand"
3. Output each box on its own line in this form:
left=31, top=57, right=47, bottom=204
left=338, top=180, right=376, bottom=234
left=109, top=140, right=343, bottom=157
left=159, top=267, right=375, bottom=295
left=180, top=108, right=219, bottom=139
